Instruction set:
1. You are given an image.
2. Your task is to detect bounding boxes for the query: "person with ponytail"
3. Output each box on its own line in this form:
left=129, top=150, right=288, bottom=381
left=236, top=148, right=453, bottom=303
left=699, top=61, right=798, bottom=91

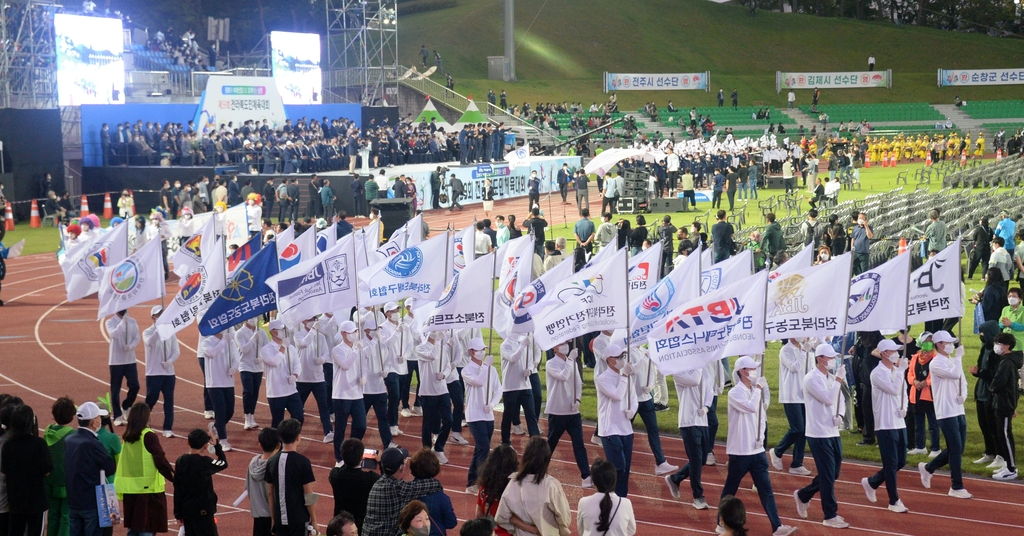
left=494, top=436, right=571, bottom=536
left=576, top=459, right=635, bottom=536
left=717, top=495, right=748, bottom=536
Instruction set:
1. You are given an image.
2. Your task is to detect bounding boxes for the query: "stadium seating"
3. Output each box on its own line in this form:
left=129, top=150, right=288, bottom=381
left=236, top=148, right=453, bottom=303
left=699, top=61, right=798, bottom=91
left=961, top=100, right=1024, bottom=120
left=981, top=122, right=1024, bottom=133
left=799, top=103, right=944, bottom=123
left=649, top=106, right=795, bottom=127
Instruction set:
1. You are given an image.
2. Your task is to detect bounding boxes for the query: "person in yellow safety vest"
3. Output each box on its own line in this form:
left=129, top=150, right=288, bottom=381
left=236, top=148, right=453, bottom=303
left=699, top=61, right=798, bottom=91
left=113, top=403, right=176, bottom=535
left=976, top=134, right=986, bottom=158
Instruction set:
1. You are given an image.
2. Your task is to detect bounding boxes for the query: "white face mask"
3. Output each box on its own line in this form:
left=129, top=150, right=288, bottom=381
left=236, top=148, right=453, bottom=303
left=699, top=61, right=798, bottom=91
left=557, top=343, right=569, bottom=356
left=342, top=331, right=356, bottom=343
left=819, top=253, right=830, bottom=261
left=993, top=343, right=1007, bottom=355
left=1010, top=297, right=1021, bottom=306
left=886, top=352, right=900, bottom=364
left=746, top=370, right=759, bottom=383
left=940, top=343, right=955, bottom=354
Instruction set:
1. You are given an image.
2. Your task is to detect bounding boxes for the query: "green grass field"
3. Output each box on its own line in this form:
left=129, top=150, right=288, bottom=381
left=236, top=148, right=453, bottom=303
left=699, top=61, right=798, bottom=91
left=399, top=0, right=1024, bottom=110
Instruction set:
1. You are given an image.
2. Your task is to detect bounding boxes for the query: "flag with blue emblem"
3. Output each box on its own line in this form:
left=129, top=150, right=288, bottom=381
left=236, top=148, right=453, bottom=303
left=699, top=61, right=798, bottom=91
left=421, top=252, right=495, bottom=333
left=199, top=239, right=280, bottom=336
left=358, top=231, right=451, bottom=307
left=156, top=238, right=226, bottom=339
left=61, top=221, right=129, bottom=302
left=622, top=248, right=702, bottom=346
left=97, top=237, right=165, bottom=319
left=265, top=234, right=357, bottom=327
left=316, top=222, right=337, bottom=254
left=504, top=144, right=530, bottom=171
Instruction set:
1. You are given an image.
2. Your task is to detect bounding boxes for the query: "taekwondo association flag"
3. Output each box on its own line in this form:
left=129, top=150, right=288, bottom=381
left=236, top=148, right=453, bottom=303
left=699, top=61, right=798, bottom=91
left=97, top=237, right=165, bottom=319
left=626, top=249, right=701, bottom=346
left=907, top=239, right=964, bottom=325
left=504, top=144, right=530, bottom=171
left=768, top=243, right=813, bottom=282
left=219, top=202, right=250, bottom=247
left=199, top=240, right=279, bottom=336
left=701, top=248, right=752, bottom=294
left=316, top=222, right=338, bottom=253
left=358, top=232, right=450, bottom=307
left=627, top=242, right=662, bottom=294
left=533, top=248, right=628, bottom=349
left=509, top=254, right=574, bottom=334
left=648, top=271, right=768, bottom=375
left=172, top=214, right=217, bottom=279
left=765, top=253, right=853, bottom=341
left=226, top=233, right=261, bottom=279
left=266, top=234, right=357, bottom=327
left=848, top=251, right=911, bottom=332
left=156, top=238, right=227, bottom=339
left=421, top=252, right=495, bottom=333
left=492, top=235, right=535, bottom=337
left=61, top=222, right=129, bottom=302
left=452, top=224, right=476, bottom=274
left=279, top=226, right=316, bottom=271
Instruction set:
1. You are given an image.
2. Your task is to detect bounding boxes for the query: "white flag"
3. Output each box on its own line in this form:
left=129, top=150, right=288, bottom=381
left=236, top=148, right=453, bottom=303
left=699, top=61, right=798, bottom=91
left=172, top=215, right=217, bottom=280
left=266, top=234, right=357, bottom=327
left=421, top=252, right=495, bottom=333
left=907, top=239, right=964, bottom=324
left=452, top=224, right=476, bottom=273
left=700, top=246, right=712, bottom=270
left=60, top=222, right=129, bottom=302
left=583, top=242, right=618, bottom=270
left=358, top=232, right=451, bottom=306
left=97, top=237, right=165, bottom=319
left=354, top=222, right=381, bottom=271
left=377, top=226, right=407, bottom=260
left=316, top=222, right=338, bottom=254
left=533, top=248, right=629, bottom=349
left=509, top=253, right=575, bottom=334
left=280, top=226, right=317, bottom=271
left=504, top=144, right=531, bottom=171
left=157, top=238, right=227, bottom=339
left=626, top=249, right=702, bottom=346
left=493, top=236, right=536, bottom=336
left=765, top=253, right=853, bottom=341
left=627, top=242, right=663, bottom=294
left=701, top=249, right=752, bottom=294
left=648, top=271, right=768, bottom=375
left=275, top=225, right=295, bottom=257
left=768, top=243, right=813, bottom=282
left=848, top=251, right=911, bottom=332
left=220, top=202, right=250, bottom=248
left=2, top=239, right=25, bottom=260
left=405, top=213, right=424, bottom=247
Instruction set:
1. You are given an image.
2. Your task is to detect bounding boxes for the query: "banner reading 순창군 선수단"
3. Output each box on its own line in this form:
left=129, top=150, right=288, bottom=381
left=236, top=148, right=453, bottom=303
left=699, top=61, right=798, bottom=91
left=193, top=76, right=288, bottom=135
left=605, top=72, right=710, bottom=92
left=776, top=70, right=891, bottom=92
left=938, top=68, right=1024, bottom=87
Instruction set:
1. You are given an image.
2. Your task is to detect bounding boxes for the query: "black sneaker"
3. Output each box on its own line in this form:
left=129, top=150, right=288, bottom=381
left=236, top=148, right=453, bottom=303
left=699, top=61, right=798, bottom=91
left=856, top=439, right=876, bottom=446
left=653, top=403, right=670, bottom=412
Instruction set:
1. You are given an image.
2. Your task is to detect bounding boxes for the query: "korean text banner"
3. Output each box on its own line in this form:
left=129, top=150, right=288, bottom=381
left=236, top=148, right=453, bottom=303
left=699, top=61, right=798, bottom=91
left=907, top=240, right=963, bottom=325
left=939, top=68, right=1024, bottom=87
left=54, top=14, right=125, bottom=106
left=778, top=70, right=890, bottom=91
left=764, top=253, right=852, bottom=341
left=412, top=156, right=582, bottom=211
left=648, top=271, right=768, bottom=376
left=270, top=31, right=322, bottom=104
left=605, top=72, right=709, bottom=92
left=193, top=76, right=288, bottom=135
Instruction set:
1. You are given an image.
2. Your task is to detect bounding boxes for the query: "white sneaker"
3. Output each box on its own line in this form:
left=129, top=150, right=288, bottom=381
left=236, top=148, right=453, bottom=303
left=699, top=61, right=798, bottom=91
left=918, top=462, right=932, bottom=489
left=987, top=455, right=1007, bottom=470
left=665, top=475, right=680, bottom=499
left=655, top=461, right=680, bottom=475
left=323, top=432, right=334, bottom=443
left=705, top=452, right=717, bottom=466
left=994, top=470, right=1018, bottom=481
left=773, top=526, right=799, bottom=536
left=387, top=442, right=400, bottom=449
left=335, top=461, right=344, bottom=468
left=466, top=485, right=480, bottom=495
left=974, top=454, right=996, bottom=464
left=888, top=500, right=909, bottom=513
left=401, top=408, right=413, bottom=418
left=432, top=434, right=438, bottom=444
left=769, top=449, right=783, bottom=471
left=993, top=467, right=1010, bottom=477
left=906, top=448, right=927, bottom=455
left=162, top=430, right=174, bottom=438
left=862, top=477, right=877, bottom=503
left=511, top=424, right=526, bottom=435
left=113, top=417, right=125, bottom=427
left=591, top=435, right=603, bottom=446
left=822, top=516, right=849, bottom=529
left=434, top=450, right=449, bottom=465
left=390, top=426, right=402, bottom=437
left=692, top=498, right=708, bottom=510
left=788, top=466, right=812, bottom=476
left=715, top=524, right=726, bottom=535
left=793, top=491, right=809, bottom=519
left=220, top=440, right=232, bottom=452
left=411, top=406, right=423, bottom=416
left=244, top=415, right=258, bottom=430
left=204, top=411, right=215, bottom=420
left=928, top=450, right=941, bottom=459
left=449, top=432, right=470, bottom=446
left=948, top=488, right=972, bottom=499
left=582, top=476, right=593, bottom=489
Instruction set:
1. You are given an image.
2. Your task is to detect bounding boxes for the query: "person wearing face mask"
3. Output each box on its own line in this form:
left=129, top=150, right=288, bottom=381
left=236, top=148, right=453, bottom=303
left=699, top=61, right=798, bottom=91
left=627, top=344, right=678, bottom=477
left=499, top=334, right=542, bottom=445
left=415, top=331, right=454, bottom=465
left=989, top=236, right=1012, bottom=287
left=850, top=212, right=873, bottom=275
left=236, top=318, right=268, bottom=431
left=143, top=306, right=180, bottom=438
left=813, top=245, right=831, bottom=265
left=861, top=339, right=910, bottom=513
left=330, top=321, right=367, bottom=466
left=595, top=344, right=638, bottom=497
left=721, top=356, right=797, bottom=536
left=64, top=402, right=118, bottom=536
left=546, top=342, right=593, bottom=488
left=380, top=303, right=408, bottom=440
left=664, top=361, right=708, bottom=510
left=201, top=326, right=241, bottom=452
left=969, top=321, right=1003, bottom=468
left=359, top=317, right=397, bottom=452
left=294, top=317, right=334, bottom=444
left=794, top=344, right=848, bottom=529
left=261, top=321, right=305, bottom=428
left=988, top=333, right=1021, bottom=481
left=999, top=287, right=1024, bottom=351
left=906, top=332, right=940, bottom=456
left=918, top=331, right=971, bottom=499
left=462, top=338, right=502, bottom=494
left=770, top=338, right=813, bottom=476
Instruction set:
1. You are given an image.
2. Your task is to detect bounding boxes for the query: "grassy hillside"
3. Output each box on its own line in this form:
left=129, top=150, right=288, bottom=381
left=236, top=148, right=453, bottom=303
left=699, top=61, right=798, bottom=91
left=398, top=0, right=1024, bottom=109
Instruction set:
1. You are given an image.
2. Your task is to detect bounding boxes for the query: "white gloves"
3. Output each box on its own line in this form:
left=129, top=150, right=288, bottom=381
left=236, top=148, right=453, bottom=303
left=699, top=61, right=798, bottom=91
left=832, top=415, right=844, bottom=428
left=568, top=348, right=579, bottom=361
left=756, top=376, right=769, bottom=391
left=484, top=404, right=493, bottom=414
left=436, top=372, right=447, bottom=381
left=699, top=407, right=709, bottom=416
left=571, top=401, right=581, bottom=414
left=898, top=408, right=908, bottom=419
left=287, top=375, right=297, bottom=385
left=380, top=372, right=388, bottom=381
left=625, top=409, right=638, bottom=420
left=396, top=356, right=405, bottom=365
left=642, top=386, right=653, bottom=395
left=897, top=358, right=909, bottom=372
left=835, top=364, right=847, bottom=381
left=484, top=354, right=494, bottom=367
left=956, top=395, right=966, bottom=405
left=358, top=376, right=367, bottom=386
left=620, top=363, right=636, bottom=377
left=953, top=345, right=965, bottom=359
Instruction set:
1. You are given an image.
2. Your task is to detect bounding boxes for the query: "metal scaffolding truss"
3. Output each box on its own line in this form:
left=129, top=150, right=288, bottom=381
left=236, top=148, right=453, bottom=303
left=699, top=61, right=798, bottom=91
left=325, top=0, right=398, bottom=106
left=0, top=0, right=58, bottom=108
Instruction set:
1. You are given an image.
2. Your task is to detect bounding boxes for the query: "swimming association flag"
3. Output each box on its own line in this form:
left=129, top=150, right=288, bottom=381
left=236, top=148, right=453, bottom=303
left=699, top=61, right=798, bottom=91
left=97, top=238, right=165, bottom=319
left=358, top=232, right=451, bottom=306
left=61, top=222, right=129, bottom=303
left=199, top=240, right=279, bottom=336
left=156, top=238, right=227, bottom=339
left=266, top=234, right=357, bottom=327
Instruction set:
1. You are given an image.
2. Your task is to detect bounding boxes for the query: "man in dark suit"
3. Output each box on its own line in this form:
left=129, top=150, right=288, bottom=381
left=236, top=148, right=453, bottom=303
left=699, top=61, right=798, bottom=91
left=100, top=123, right=111, bottom=166
left=286, top=178, right=300, bottom=222
left=308, top=175, right=323, bottom=218
left=227, top=175, right=241, bottom=205
left=64, top=402, right=118, bottom=535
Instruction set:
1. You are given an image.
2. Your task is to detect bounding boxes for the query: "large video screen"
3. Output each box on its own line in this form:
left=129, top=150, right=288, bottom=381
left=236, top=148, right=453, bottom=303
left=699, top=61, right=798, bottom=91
left=270, top=31, right=322, bottom=105
left=54, top=14, right=125, bottom=106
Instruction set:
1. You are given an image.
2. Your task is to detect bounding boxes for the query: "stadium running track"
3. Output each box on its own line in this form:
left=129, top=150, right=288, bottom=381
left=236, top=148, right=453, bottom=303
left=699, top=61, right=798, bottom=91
left=4, top=218, right=1024, bottom=535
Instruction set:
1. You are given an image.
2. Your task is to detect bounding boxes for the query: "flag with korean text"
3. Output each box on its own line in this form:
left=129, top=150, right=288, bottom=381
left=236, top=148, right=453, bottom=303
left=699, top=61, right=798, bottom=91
left=357, top=231, right=451, bottom=307
left=156, top=238, right=227, bottom=339
left=626, top=249, right=701, bottom=346
left=492, top=235, right=535, bottom=337
left=172, top=214, right=217, bottom=279
left=266, top=234, right=358, bottom=327
left=907, top=239, right=963, bottom=325
left=421, top=252, right=495, bottom=333
left=199, top=239, right=279, bottom=336
left=508, top=254, right=574, bottom=334
left=765, top=253, right=853, bottom=341
left=627, top=242, right=663, bottom=294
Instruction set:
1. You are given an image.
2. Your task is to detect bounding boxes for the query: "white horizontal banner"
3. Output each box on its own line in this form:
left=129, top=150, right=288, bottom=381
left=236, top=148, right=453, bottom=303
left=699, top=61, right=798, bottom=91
left=777, top=70, right=890, bottom=92
left=605, top=72, right=709, bottom=92
left=939, top=68, right=1024, bottom=87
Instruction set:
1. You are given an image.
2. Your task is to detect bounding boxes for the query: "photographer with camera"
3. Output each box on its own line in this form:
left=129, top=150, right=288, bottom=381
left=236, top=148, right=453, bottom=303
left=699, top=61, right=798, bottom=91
left=329, top=438, right=381, bottom=533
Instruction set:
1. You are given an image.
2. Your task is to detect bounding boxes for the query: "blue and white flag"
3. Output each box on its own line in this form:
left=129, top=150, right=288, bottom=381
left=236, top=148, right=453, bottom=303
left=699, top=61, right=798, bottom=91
left=199, top=240, right=279, bottom=336
left=492, top=235, right=535, bottom=336
left=701, top=248, right=752, bottom=294
left=504, top=143, right=531, bottom=171
left=266, top=234, right=357, bottom=327
left=907, top=239, right=963, bottom=325
left=848, top=251, right=911, bottom=332
left=358, top=231, right=451, bottom=307
left=157, top=238, right=226, bottom=339
left=624, top=249, right=701, bottom=346
left=172, top=214, right=217, bottom=279
left=316, top=222, right=338, bottom=253
left=421, top=252, right=495, bottom=333
left=508, top=253, right=574, bottom=334
left=452, top=224, right=476, bottom=274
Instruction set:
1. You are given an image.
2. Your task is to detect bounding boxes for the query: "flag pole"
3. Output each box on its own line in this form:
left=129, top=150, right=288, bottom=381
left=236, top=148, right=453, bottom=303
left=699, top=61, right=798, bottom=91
left=624, top=248, right=632, bottom=415
left=486, top=251, right=498, bottom=403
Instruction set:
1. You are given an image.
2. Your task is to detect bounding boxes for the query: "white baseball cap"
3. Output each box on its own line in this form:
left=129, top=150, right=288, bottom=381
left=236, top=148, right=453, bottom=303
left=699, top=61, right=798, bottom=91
left=76, top=402, right=108, bottom=421
left=384, top=302, right=400, bottom=312
left=467, top=337, right=486, bottom=351
left=267, top=319, right=285, bottom=331
left=338, top=320, right=357, bottom=333
left=932, top=331, right=958, bottom=344
left=876, top=339, right=904, bottom=353
left=815, top=343, right=839, bottom=358
left=604, top=343, right=625, bottom=359
left=150, top=305, right=163, bottom=316
left=734, top=355, right=758, bottom=371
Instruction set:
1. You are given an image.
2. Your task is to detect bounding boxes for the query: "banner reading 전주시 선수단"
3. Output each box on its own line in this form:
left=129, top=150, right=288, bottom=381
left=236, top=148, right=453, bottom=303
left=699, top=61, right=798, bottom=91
left=605, top=72, right=710, bottom=92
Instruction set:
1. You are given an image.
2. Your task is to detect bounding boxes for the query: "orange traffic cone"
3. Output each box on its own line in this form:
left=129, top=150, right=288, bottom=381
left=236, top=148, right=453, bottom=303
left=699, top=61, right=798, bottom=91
left=864, top=155, right=871, bottom=168
left=997, top=149, right=1003, bottom=161
left=881, top=151, right=888, bottom=167
left=898, top=237, right=907, bottom=255
left=80, top=195, right=90, bottom=217
left=890, top=152, right=898, bottom=167
left=30, top=199, right=41, bottom=228
left=4, top=201, right=13, bottom=231
left=960, top=150, right=967, bottom=167
left=925, top=153, right=932, bottom=167
left=103, top=192, right=113, bottom=219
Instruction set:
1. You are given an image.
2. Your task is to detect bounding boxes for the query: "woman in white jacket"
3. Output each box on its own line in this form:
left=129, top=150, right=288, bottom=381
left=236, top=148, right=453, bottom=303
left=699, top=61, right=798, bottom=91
left=495, top=436, right=571, bottom=536
left=577, top=459, right=636, bottom=536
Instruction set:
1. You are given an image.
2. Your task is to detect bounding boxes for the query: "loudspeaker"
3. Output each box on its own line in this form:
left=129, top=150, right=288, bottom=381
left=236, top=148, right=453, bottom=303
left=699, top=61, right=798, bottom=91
left=370, top=198, right=415, bottom=237
left=651, top=197, right=684, bottom=212
left=765, top=176, right=787, bottom=189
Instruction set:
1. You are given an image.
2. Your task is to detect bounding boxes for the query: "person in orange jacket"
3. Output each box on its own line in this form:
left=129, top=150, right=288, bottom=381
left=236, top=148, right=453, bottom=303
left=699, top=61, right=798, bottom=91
left=907, top=332, right=941, bottom=456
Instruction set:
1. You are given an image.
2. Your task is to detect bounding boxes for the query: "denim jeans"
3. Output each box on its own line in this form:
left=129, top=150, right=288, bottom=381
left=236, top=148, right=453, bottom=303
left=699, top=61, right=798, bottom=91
left=208, top=387, right=235, bottom=440
left=868, top=428, right=907, bottom=505
left=547, top=414, right=591, bottom=479
left=748, top=180, right=758, bottom=199
left=297, top=381, right=333, bottom=436
left=467, top=420, right=494, bottom=486
left=799, top=436, right=843, bottom=520
left=913, top=404, right=941, bottom=451
left=926, top=414, right=967, bottom=490
left=705, top=396, right=719, bottom=457
left=774, top=403, right=806, bottom=468
left=110, top=364, right=140, bottom=418
left=632, top=399, right=666, bottom=465
left=268, top=393, right=304, bottom=428
left=670, top=426, right=707, bottom=500
left=332, top=398, right=366, bottom=462
left=70, top=508, right=103, bottom=536
left=738, top=183, right=748, bottom=200
left=600, top=434, right=634, bottom=497
left=501, top=389, right=539, bottom=444
left=721, top=453, right=782, bottom=532
left=363, top=392, right=393, bottom=446
left=144, top=375, right=175, bottom=431
left=197, top=358, right=213, bottom=412
left=239, top=371, right=263, bottom=415
left=420, top=394, right=452, bottom=452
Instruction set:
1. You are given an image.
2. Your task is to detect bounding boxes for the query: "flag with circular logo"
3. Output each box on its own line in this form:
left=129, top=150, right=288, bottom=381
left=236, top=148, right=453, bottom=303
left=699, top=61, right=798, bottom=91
left=156, top=238, right=227, bottom=339
left=847, top=251, right=911, bottom=332
left=97, top=237, right=165, bottom=319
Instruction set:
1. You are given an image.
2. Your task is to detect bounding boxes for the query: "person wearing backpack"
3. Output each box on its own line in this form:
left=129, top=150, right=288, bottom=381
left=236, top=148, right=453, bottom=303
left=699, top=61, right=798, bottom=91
left=760, top=213, right=784, bottom=266
left=800, top=210, right=822, bottom=250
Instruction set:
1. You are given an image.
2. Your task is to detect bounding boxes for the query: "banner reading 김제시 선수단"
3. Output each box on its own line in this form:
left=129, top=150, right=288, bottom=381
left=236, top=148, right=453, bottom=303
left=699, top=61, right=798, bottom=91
left=777, top=70, right=891, bottom=92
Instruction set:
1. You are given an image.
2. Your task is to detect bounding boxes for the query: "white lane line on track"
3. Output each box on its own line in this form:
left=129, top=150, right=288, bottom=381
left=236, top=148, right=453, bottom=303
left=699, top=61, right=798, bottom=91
left=3, top=272, right=64, bottom=287
left=5, top=282, right=66, bottom=303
